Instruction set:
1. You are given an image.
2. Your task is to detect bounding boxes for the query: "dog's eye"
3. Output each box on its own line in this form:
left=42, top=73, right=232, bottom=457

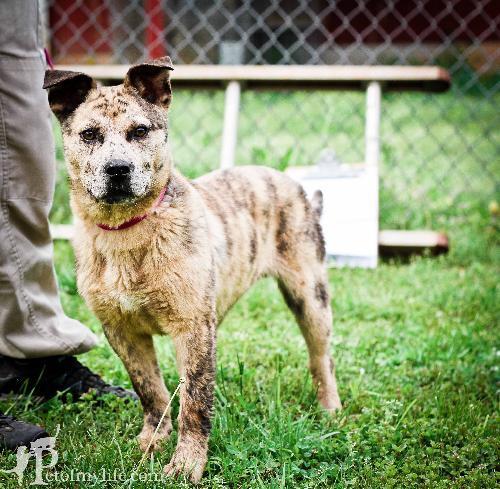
left=80, top=129, right=97, bottom=142
left=133, top=126, right=149, bottom=138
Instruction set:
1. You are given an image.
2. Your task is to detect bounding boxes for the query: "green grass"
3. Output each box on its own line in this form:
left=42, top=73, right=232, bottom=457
left=1, top=90, right=498, bottom=487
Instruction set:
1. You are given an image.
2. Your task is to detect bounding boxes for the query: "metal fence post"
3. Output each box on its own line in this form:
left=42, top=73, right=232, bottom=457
left=365, top=80, right=382, bottom=266
left=365, top=81, right=381, bottom=169
left=220, top=80, right=241, bottom=169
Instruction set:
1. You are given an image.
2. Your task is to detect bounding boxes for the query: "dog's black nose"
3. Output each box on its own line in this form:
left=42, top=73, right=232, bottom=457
left=105, top=160, right=133, bottom=177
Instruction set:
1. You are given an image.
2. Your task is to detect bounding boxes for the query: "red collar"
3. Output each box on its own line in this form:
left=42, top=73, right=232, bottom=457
left=97, top=185, right=168, bottom=231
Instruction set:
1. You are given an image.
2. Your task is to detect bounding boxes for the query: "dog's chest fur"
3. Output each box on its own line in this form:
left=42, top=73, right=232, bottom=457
left=81, top=239, right=167, bottom=334
left=102, top=254, right=144, bottom=313
left=75, top=189, right=213, bottom=334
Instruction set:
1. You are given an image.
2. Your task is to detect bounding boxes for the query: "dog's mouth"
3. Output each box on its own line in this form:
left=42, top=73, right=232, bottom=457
left=103, top=190, right=134, bottom=204
left=102, top=178, right=135, bottom=204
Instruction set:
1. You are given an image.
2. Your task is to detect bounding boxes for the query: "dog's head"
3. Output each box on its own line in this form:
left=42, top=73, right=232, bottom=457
left=44, top=57, right=174, bottom=224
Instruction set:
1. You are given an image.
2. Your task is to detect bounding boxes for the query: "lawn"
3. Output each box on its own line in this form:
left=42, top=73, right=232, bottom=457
left=0, top=89, right=498, bottom=488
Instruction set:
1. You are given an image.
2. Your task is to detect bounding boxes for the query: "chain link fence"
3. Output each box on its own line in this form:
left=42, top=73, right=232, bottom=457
left=46, top=0, right=499, bottom=230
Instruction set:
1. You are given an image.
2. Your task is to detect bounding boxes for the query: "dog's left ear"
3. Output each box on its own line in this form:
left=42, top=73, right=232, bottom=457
left=124, top=56, right=174, bottom=109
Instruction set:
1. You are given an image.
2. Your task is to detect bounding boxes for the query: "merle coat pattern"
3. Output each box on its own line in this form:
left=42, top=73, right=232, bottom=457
left=44, top=57, right=341, bottom=484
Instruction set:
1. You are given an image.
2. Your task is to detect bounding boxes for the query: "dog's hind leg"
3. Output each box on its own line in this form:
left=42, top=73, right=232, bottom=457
left=277, top=264, right=342, bottom=412
left=272, top=185, right=341, bottom=411
left=103, top=326, right=173, bottom=452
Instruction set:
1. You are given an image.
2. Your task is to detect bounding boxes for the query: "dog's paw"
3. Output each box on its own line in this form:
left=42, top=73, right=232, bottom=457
left=163, top=445, right=207, bottom=484
left=137, top=419, right=172, bottom=453
left=320, top=394, right=342, bottom=413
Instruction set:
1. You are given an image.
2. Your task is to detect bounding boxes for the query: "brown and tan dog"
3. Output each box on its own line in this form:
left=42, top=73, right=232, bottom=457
left=44, top=57, right=341, bottom=483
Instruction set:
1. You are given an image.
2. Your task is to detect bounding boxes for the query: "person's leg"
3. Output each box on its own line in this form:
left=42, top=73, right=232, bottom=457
left=0, top=2, right=114, bottom=451
left=0, top=0, right=98, bottom=359
left=0, top=1, right=137, bottom=414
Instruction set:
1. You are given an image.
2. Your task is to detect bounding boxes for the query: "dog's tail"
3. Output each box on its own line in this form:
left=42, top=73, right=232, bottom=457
left=310, top=190, right=323, bottom=219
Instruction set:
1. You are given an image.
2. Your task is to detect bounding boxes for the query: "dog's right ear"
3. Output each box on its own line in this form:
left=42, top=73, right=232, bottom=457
left=43, top=70, right=96, bottom=122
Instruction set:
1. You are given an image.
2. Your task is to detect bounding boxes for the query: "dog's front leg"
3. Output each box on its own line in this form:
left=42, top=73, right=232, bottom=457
left=164, top=320, right=216, bottom=484
left=103, top=326, right=172, bottom=452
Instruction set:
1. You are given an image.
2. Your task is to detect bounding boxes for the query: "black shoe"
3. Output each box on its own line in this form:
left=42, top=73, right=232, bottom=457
left=0, top=412, right=48, bottom=450
left=0, top=354, right=138, bottom=403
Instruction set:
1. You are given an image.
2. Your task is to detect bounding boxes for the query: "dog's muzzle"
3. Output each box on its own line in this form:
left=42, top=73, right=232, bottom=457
left=103, top=159, right=134, bottom=203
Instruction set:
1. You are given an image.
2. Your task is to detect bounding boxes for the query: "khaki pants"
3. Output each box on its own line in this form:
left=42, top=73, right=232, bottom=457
left=0, top=0, right=97, bottom=358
